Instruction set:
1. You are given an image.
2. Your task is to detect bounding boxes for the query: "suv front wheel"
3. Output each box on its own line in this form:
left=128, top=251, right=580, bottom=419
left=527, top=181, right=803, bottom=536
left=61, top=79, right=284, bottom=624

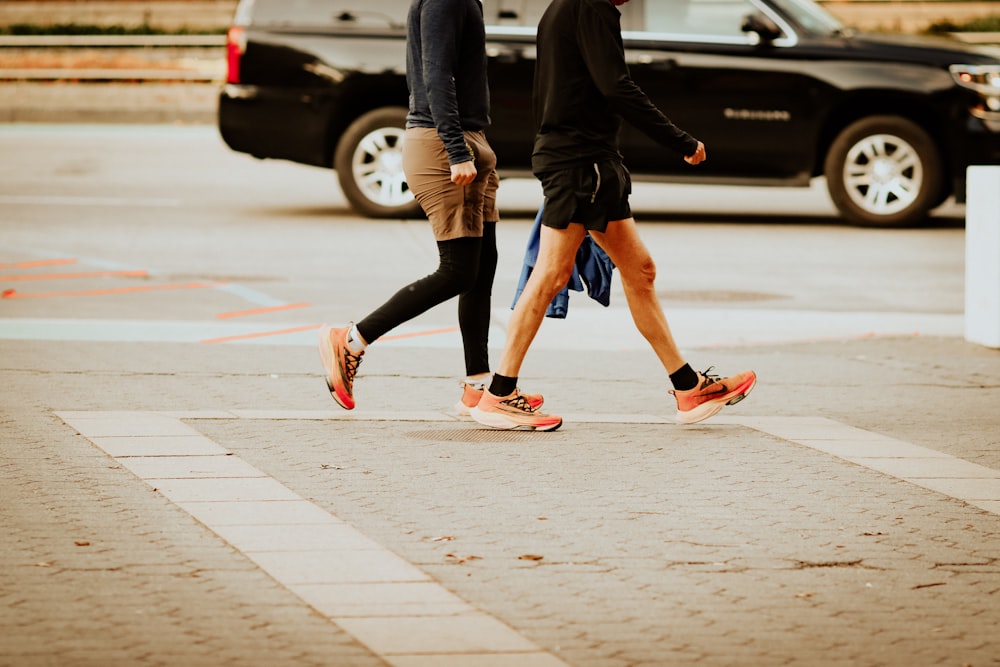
left=333, top=107, right=423, bottom=219
left=824, top=115, right=943, bottom=228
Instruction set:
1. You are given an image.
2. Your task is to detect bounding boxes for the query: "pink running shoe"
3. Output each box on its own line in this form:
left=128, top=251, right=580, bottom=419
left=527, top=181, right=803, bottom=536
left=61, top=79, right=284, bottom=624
left=470, top=388, right=562, bottom=431
left=318, top=324, right=364, bottom=410
left=455, top=381, right=543, bottom=417
left=670, top=367, right=756, bottom=424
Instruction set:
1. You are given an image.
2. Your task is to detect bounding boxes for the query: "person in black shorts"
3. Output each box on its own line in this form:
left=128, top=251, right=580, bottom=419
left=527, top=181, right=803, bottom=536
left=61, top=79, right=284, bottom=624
left=470, top=0, right=756, bottom=430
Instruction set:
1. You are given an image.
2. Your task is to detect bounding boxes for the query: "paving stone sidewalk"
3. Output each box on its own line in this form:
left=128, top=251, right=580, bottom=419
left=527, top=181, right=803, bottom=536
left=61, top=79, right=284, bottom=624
left=3, top=335, right=999, bottom=667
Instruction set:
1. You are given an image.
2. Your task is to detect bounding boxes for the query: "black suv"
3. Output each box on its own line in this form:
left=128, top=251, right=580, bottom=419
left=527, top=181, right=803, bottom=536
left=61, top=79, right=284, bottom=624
left=218, top=0, right=1000, bottom=227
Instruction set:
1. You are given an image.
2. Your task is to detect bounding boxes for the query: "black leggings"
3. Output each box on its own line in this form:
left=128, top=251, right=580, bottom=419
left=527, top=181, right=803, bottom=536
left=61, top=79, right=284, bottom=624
left=356, top=221, right=498, bottom=376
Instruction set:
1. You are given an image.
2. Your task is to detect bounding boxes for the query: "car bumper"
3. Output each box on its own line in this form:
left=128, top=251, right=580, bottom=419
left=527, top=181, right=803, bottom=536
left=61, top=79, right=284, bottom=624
left=950, top=116, right=1000, bottom=203
left=218, top=84, right=333, bottom=169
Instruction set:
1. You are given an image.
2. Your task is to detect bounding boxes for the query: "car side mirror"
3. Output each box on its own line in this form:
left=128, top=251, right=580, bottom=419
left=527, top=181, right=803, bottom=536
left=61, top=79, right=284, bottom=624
left=741, top=12, right=782, bottom=43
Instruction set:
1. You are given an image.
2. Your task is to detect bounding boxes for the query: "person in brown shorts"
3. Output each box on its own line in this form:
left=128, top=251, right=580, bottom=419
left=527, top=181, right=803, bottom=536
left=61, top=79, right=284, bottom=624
left=402, top=127, right=496, bottom=241
left=317, top=0, right=543, bottom=415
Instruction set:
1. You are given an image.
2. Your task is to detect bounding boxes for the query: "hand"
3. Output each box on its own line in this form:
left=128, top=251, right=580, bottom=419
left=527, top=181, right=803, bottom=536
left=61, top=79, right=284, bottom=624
left=451, top=161, right=477, bottom=186
left=684, top=141, right=706, bottom=165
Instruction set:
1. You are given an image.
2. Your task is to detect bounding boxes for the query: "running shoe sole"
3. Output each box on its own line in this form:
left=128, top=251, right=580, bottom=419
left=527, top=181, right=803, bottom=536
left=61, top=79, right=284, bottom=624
left=469, top=406, right=562, bottom=432
left=456, top=387, right=544, bottom=418
left=675, top=374, right=756, bottom=425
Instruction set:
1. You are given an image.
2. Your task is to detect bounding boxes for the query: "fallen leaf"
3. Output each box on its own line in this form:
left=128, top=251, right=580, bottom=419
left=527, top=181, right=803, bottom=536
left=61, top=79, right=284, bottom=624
left=518, top=554, right=544, bottom=561
left=445, top=553, right=481, bottom=564
left=74, top=541, right=90, bottom=547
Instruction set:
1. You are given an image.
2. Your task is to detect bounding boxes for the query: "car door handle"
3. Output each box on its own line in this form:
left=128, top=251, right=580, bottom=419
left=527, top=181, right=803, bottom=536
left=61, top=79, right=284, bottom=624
left=487, top=46, right=535, bottom=63
left=646, top=58, right=679, bottom=71
left=634, top=53, right=679, bottom=70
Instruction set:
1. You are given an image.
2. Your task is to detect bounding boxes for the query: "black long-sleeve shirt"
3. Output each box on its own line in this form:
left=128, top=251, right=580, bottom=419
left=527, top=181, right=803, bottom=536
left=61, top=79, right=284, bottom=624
left=531, top=0, right=699, bottom=174
left=405, top=0, right=490, bottom=165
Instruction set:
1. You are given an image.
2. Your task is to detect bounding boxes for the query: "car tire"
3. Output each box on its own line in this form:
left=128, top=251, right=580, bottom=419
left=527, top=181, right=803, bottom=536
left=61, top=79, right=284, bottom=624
left=333, top=106, right=423, bottom=219
left=824, top=115, right=943, bottom=228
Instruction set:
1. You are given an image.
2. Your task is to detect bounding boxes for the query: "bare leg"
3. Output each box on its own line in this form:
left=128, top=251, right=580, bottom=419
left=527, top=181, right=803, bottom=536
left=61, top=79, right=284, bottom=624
left=494, top=224, right=587, bottom=378
left=590, top=217, right=686, bottom=375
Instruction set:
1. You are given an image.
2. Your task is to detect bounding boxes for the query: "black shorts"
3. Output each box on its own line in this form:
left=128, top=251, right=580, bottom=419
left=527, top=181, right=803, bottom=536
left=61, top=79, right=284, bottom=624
left=536, top=159, right=632, bottom=233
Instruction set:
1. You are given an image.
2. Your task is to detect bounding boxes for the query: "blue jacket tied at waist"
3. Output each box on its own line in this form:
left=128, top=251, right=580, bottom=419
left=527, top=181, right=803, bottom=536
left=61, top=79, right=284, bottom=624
left=511, top=205, right=616, bottom=318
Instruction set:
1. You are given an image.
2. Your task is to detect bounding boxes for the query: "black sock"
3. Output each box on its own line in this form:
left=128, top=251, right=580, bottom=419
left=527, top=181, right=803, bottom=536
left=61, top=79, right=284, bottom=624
left=489, top=373, right=518, bottom=397
left=669, top=364, right=699, bottom=391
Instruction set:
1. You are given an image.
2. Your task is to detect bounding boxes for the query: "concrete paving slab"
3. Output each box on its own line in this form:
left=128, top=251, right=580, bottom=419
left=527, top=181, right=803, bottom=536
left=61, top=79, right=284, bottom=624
left=335, top=613, right=544, bottom=654
left=177, top=499, right=344, bottom=525
left=857, top=456, right=1000, bottom=478
left=115, top=453, right=266, bottom=478
left=908, top=477, right=1000, bottom=500
left=210, top=523, right=387, bottom=552
left=245, top=550, right=431, bottom=585
left=153, top=476, right=302, bottom=502
left=792, top=437, right=955, bottom=458
left=387, top=655, right=571, bottom=667
left=59, top=410, right=203, bottom=437
left=288, top=581, right=474, bottom=617
left=88, top=434, right=228, bottom=456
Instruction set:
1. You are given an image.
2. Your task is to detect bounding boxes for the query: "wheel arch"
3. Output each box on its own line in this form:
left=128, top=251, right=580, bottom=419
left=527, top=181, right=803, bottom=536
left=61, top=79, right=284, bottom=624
left=322, top=74, right=409, bottom=168
left=814, top=91, right=954, bottom=203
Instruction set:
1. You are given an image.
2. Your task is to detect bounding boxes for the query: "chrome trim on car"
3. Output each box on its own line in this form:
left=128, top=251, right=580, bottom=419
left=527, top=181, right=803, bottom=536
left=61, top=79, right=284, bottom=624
left=222, top=83, right=259, bottom=99
left=486, top=1, right=799, bottom=49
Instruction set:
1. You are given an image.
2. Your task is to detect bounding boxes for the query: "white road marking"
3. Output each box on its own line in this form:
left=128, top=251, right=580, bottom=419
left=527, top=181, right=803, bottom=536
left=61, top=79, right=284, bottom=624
left=0, top=309, right=963, bottom=348
left=0, top=194, right=180, bottom=207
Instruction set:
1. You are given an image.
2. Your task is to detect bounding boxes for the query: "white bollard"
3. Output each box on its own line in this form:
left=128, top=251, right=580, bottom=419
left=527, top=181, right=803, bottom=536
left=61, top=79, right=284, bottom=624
left=965, top=166, right=1000, bottom=349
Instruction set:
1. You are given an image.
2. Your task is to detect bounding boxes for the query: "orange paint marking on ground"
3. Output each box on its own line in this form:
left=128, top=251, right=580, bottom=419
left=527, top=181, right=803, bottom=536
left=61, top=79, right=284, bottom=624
left=1, top=282, right=225, bottom=300
left=201, top=324, right=322, bottom=344
left=202, top=324, right=459, bottom=345
left=0, top=270, right=148, bottom=282
left=377, top=326, right=460, bottom=341
left=216, top=302, right=312, bottom=319
left=0, top=258, right=77, bottom=270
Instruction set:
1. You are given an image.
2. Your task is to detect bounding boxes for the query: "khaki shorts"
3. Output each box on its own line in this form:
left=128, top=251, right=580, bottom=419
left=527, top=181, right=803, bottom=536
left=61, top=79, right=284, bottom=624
left=402, top=128, right=499, bottom=241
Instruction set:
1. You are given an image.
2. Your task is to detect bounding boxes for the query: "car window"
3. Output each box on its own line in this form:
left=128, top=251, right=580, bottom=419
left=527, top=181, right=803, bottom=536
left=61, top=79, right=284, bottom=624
left=625, top=0, right=759, bottom=38
left=487, top=0, right=549, bottom=27
left=768, top=0, right=842, bottom=34
left=242, top=0, right=410, bottom=27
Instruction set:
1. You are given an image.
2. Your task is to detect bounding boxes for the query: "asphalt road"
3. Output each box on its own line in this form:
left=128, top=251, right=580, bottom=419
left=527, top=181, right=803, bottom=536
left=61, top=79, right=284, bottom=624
left=3, top=124, right=999, bottom=667
left=0, top=122, right=967, bottom=318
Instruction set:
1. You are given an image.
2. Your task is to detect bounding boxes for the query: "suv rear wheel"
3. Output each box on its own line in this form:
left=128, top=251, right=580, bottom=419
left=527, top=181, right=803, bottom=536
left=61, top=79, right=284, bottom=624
left=333, top=107, right=422, bottom=219
left=824, top=115, right=943, bottom=228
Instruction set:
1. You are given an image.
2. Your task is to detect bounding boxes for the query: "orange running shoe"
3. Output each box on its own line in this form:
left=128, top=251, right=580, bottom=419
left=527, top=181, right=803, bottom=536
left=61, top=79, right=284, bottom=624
left=318, top=324, right=364, bottom=410
left=455, top=381, right=543, bottom=416
left=670, top=367, right=756, bottom=424
left=470, top=388, right=562, bottom=431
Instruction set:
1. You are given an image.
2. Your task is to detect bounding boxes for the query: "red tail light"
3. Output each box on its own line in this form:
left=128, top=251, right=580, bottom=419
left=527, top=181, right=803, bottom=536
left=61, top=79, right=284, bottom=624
left=226, top=26, right=246, bottom=84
